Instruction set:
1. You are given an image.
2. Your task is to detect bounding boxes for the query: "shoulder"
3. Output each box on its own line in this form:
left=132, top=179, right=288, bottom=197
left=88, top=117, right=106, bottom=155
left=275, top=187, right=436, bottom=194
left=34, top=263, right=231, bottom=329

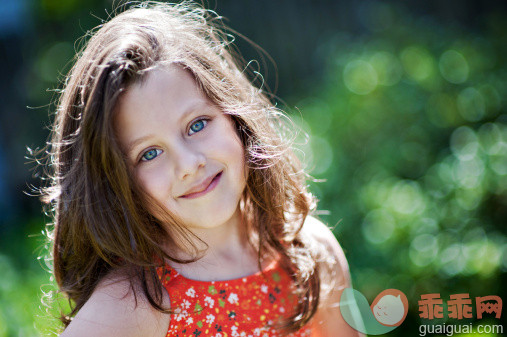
left=60, top=270, right=170, bottom=337
left=302, top=216, right=362, bottom=337
left=302, top=215, right=351, bottom=287
left=302, top=215, right=342, bottom=249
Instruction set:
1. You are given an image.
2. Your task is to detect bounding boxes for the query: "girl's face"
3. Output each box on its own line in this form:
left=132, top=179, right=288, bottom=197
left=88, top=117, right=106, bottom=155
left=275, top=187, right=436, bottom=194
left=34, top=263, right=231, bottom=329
left=114, top=66, right=247, bottom=230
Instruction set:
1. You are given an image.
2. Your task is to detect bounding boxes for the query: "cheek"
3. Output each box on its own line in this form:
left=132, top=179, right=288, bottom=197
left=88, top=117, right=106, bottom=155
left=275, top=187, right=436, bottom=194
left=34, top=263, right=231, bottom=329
left=214, top=117, right=246, bottom=167
left=224, top=117, right=249, bottom=181
left=233, top=134, right=248, bottom=189
left=135, top=165, right=180, bottom=220
left=227, top=129, right=247, bottom=182
left=136, top=164, right=171, bottom=200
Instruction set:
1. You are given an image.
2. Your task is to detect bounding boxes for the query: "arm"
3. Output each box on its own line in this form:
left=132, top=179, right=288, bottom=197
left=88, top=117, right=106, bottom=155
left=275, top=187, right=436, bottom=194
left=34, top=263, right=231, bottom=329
left=59, top=272, right=170, bottom=337
left=303, top=216, right=364, bottom=337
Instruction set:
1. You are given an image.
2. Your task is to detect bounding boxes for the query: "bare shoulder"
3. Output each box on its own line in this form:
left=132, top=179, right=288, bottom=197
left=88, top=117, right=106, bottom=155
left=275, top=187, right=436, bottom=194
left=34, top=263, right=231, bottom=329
left=302, top=215, right=351, bottom=287
left=60, top=270, right=170, bottom=337
left=302, top=215, right=341, bottom=247
left=303, top=216, right=363, bottom=337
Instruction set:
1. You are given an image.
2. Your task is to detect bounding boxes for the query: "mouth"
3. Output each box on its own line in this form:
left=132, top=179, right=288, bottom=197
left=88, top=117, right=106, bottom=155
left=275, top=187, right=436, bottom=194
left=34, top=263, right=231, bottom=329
left=179, top=171, right=222, bottom=199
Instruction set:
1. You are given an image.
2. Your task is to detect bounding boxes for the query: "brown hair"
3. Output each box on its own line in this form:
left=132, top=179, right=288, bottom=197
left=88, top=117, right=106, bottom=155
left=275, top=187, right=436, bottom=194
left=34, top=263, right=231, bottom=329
left=42, top=1, right=321, bottom=333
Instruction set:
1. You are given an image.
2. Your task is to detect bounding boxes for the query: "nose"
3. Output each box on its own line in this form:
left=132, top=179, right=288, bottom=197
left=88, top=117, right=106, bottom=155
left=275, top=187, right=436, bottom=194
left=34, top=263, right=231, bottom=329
left=173, top=143, right=206, bottom=181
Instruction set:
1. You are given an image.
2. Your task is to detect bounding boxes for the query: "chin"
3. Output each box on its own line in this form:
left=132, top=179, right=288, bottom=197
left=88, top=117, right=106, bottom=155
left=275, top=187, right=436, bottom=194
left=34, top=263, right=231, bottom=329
left=192, top=203, right=242, bottom=230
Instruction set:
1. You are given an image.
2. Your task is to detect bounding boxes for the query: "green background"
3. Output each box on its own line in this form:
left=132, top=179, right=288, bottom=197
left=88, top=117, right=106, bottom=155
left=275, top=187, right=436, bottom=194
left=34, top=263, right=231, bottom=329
left=0, top=0, right=505, bottom=335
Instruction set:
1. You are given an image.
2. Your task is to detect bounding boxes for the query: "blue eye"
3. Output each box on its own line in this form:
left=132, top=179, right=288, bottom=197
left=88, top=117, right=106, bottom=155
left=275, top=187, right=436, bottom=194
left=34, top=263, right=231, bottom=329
left=188, top=119, right=208, bottom=135
left=141, top=148, right=162, bottom=162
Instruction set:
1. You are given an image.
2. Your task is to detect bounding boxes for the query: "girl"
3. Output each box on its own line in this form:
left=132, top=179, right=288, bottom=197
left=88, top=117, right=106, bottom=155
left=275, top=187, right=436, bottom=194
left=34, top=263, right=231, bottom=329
left=42, top=2, right=360, bottom=336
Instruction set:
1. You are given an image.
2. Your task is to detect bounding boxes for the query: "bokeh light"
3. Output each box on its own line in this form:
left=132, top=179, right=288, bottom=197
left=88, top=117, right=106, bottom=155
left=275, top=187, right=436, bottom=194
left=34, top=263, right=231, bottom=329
left=370, top=51, right=403, bottom=86
left=439, top=50, right=469, bottom=84
left=457, top=87, right=486, bottom=122
left=400, top=46, right=436, bottom=83
left=343, top=60, right=378, bottom=95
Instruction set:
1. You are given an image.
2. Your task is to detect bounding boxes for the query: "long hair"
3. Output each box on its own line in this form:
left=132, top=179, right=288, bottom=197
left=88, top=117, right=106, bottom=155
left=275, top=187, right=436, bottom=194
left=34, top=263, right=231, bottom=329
left=42, top=1, right=321, bottom=333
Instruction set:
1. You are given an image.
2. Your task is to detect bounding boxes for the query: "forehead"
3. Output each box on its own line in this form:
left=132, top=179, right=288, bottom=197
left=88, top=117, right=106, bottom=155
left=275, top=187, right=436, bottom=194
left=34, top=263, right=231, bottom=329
left=113, top=66, right=213, bottom=151
left=120, top=65, right=206, bottom=110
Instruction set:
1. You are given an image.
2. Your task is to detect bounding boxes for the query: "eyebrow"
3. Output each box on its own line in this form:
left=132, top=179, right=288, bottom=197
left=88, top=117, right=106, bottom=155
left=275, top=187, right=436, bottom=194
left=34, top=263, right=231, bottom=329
left=125, top=101, right=214, bottom=156
left=126, top=134, right=155, bottom=157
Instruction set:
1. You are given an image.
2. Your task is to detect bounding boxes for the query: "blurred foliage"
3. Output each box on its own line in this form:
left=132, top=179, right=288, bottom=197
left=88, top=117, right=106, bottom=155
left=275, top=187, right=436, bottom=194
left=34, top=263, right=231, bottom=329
left=0, top=219, right=64, bottom=336
left=1, top=0, right=505, bottom=336
left=291, top=2, right=506, bottom=336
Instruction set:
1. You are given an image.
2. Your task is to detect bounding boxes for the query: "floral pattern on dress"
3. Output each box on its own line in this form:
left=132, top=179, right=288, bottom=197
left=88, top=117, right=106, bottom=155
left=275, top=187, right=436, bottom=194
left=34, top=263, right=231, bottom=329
left=157, top=260, right=312, bottom=337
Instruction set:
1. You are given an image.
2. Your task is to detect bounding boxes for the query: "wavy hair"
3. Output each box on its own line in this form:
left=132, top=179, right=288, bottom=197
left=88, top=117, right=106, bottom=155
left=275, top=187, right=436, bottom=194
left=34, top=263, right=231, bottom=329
left=42, top=1, right=320, bottom=333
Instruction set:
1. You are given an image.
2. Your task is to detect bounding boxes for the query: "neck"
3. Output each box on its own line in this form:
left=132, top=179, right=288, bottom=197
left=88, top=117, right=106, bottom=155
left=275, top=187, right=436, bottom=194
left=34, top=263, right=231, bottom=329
left=190, top=207, right=250, bottom=260
left=165, top=208, right=262, bottom=280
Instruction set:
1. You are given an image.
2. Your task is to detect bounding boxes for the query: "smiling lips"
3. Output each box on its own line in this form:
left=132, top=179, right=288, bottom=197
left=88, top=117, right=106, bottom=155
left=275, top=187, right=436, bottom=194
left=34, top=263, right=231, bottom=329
left=179, top=171, right=222, bottom=199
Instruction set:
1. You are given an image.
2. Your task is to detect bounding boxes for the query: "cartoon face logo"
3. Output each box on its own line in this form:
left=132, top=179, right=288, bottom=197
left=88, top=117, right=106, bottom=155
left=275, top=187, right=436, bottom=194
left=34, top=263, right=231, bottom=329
left=371, top=293, right=406, bottom=326
left=340, top=288, right=409, bottom=335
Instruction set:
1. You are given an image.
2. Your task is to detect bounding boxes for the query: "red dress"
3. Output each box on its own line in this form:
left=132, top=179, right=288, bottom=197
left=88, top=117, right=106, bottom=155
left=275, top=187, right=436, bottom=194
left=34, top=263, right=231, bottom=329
left=157, top=260, right=312, bottom=337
